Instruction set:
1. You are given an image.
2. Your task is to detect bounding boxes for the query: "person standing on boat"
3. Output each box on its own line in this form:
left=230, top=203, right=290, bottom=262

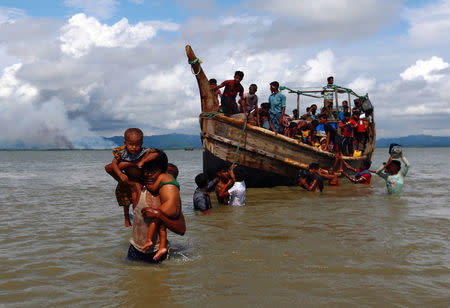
left=268, top=81, right=286, bottom=133
left=244, top=84, right=259, bottom=125
left=215, top=71, right=245, bottom=117
left=322, top=76, right=335, bottom=119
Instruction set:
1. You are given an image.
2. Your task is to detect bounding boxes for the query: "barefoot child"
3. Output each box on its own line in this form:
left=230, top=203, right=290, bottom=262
left=141, top=152, right=181, bottom=261
left=105, top=128, right=158, bottom=227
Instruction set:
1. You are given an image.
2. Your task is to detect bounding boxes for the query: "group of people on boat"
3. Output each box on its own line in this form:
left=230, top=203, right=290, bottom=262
left=210, top=72, right=372, bottom=158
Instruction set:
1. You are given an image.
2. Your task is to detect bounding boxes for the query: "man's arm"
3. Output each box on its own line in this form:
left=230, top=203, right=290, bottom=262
left=342, top=171, right=366, bottom=183
left=142, top=208, right=186, bottom=235
left=401, top=155, right=410, bottom=177
left=341, top=159, right=357, bottom=172
left=207, top=178, right=219, bottom=192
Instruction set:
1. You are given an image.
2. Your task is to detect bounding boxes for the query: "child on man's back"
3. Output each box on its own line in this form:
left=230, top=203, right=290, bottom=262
left=105, top=128, right=158, bottom=227
left=141, top=154, right=182, bottom=261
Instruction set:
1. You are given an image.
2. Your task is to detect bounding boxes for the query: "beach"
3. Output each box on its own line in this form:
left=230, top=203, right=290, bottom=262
left=0, top=147, right=449, bottom=307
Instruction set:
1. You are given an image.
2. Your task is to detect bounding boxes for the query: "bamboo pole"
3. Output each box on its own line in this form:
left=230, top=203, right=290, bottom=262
left=296, top=93, right=300, bottom=119
left=348, top=92, right=352, bottom=116
left=334, top=89, right=339, bottom=116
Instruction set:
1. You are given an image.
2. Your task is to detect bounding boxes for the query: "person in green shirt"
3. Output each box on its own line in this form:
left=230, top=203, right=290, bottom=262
left=375, top=154, right=410, bottom=194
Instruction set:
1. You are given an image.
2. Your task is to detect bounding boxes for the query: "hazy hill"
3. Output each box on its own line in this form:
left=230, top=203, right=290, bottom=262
left=105, top=133, right=202, bottom=149
left=376, top=135, right=450, bottom=147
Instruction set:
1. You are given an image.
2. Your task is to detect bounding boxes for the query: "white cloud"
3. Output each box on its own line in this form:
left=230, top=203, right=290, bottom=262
left=405, top=0, right=450, bottom=46
left=348, top=77, right=376, bottom=94
left=0, top=63, right=37, bottom=101
left=64, top=0, right=118, bottom=20
left=301, top=49, right=334, bottom=85
left=59, top=13, right=178, bottom=58
left=400, top=56, right=449, bottom=82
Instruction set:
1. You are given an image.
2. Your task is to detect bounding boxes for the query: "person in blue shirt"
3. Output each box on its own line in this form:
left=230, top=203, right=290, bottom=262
left=268, top=81, right=286, bottom=133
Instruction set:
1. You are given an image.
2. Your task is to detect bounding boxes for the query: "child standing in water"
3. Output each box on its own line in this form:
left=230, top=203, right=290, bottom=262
left=376, top=154, right=410, bottom=194
left=105, top=128, right=158, bottom=227
left=141, top=152, right=181, bottom=261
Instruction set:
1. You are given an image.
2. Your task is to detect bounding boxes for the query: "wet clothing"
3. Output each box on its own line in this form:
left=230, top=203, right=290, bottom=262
left=355, top=169, right=371, bottom=184
left=376, top=157, right=410, bottom=194
left=129, top=187, right=167, bottom=254
left=127, top=244, right=167, bottom=263
left=228, top=181, right=246, bottom=206
left=299, top=170, right=324, bottom=192
left=193, top=179, right=218, bottom=212
left=159, top=174, right=180, bottom=190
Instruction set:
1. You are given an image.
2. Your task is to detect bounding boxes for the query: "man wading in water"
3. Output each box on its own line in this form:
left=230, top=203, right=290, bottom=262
left=120, top=152, right=186, bottom=263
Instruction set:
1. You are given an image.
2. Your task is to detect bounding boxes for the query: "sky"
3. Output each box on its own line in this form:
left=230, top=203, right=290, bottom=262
left=0, top=0, right=449, bottom=148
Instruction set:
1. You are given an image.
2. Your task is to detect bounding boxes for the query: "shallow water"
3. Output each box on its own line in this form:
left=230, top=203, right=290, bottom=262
left=0, top=148, right=449, bottom=307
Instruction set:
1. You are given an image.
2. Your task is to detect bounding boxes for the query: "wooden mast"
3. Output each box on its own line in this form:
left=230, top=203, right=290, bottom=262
left=185, top=45, right=219, bottom=112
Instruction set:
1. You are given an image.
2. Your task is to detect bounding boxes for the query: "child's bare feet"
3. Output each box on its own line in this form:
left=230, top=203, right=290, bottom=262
left=124, top=218, right=132, bottom=227
left=153, top=247, right=167, bottom=261
left=141, top=240, right=153, bottom=251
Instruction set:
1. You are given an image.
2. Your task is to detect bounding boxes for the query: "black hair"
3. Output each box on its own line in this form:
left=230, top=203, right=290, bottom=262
left=261, top=102, right=270, bottom=110
left=234, top=71, right=244, bottom=79
left=289, top=122, right=297, bottom=129
left=195, top=173, right=208, bottom=188
left=233, top=166, right=245, bottom=182
left=142, top=149, right=168, bottom=172
left=390, top=160, right=401, bottom=170
left=309, top=163, right=319, bottom=170
left=249, top=83, right=257, bottom=90
left=318, top=113, right=327, bottom=119
left=306, top=107, right=310, bottom=112
left=327, top=76, right=334, bottom=83
left=310, top=104, right=317, bottom=108
left=311, top=119, right=319, bottom=127
left=344, top=111, right=350, bottom=117
left=168, top=163, right=179, bottom=178
left=209, top=78, right=217, bottom=85
left=270, top=81, right=279, bottom=88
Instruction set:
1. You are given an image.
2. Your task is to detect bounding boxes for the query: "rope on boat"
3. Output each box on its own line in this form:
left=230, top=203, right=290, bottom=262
left=200, top=111, right=222, bottom=119
left=231, top=116, right=248, bottom=170
left=188, top=57, right=202, bottom=75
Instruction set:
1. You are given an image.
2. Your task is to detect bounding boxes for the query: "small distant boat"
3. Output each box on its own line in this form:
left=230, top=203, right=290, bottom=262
left=186, top=45, right=376, bottom=188
left=184, top=147, right=194, bottom=151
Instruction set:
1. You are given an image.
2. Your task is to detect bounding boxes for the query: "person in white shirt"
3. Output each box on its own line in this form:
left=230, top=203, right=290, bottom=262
left=227, top=167, right=246, bottom=206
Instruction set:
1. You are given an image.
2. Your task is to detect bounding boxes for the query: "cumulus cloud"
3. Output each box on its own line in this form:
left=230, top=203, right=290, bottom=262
left=400, top=56, right=449, bottom=82
left=59, top=13, right=179, bottom=57
left=64, top=0, right=118, bottom=20
left=348, top=77, right=376, bottom=94
left=404, top=0, right=450, bottom=46
left=301, top=49, right=334, bottom=85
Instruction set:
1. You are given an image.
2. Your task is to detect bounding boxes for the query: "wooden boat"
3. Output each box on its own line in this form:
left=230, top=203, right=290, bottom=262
left=186, top=45, right=376, bottom=187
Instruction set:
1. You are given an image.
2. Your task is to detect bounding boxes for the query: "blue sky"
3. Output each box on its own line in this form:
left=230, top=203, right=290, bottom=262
left=0, top=0, right=449, bottom=148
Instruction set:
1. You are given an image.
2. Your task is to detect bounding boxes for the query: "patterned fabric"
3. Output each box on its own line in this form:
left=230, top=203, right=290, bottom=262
left=115, top=182, right=132, bottom=207
left=112, top=145, right=155, bottom=162
left=222, top=80, right=244, bottom=101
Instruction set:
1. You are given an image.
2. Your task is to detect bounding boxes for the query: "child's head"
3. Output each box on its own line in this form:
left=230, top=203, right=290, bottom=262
left=195, top=173, right=208, bottom=188
left=209, top=78, right=217, bottom=86
left=327, top=76, right=334, bottom=84
left=318, top=113, right=327, bottom=123
left=310, top=104, right=317, bottom=113
left=261, top=102, right=270, bottom=111
left=124, top=128, right=144, bottom=155
left=293, top=108, right=299, bottom=118
left=234, top=71, right=244, bottom=83
left=249, top=84, right=257, bottom=94
left=342, top=100, right=348, bottom=108
left=167, top=163, right=179, bottom=179
left=352, top=110, right=361, bottom=120
left=270, top=81, right=279, bottom=92
left=142, top=150, right=168, bottom=181
left=311, top=119, right=319, bottom=128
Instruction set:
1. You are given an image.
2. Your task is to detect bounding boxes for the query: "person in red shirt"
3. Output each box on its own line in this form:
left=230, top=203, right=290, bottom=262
left=341, top=159, right=373, bottom=184
left=354, top=111, right=367, bottom=150
left=338, top=111, right=357, bottom=156
left=215, top=71, right=245, bottom=116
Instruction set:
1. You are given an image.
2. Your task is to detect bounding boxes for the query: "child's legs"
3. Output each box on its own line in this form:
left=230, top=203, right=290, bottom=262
left=146, top=221, right=157, bottom=243
left=159, top=224, right=167, bottom=249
